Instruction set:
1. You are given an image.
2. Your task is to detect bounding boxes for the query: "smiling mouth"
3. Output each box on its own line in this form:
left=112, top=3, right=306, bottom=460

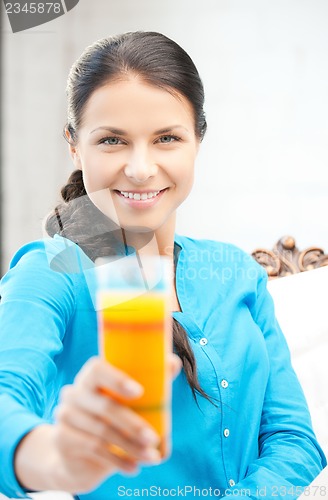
left=114, top=189, right=167, bottom=200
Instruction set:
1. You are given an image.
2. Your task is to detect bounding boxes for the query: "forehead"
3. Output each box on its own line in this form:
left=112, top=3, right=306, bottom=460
left=79, top=78, right=195, bottom=132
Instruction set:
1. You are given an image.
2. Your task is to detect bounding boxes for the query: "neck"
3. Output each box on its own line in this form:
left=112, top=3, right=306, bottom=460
left=122, top=214, right=180, bottom=312
left=121, top=213, right=176, bottom=260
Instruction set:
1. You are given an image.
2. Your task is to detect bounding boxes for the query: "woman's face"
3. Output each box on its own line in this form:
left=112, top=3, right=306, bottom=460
left=69, top=77, right=200, bottom=234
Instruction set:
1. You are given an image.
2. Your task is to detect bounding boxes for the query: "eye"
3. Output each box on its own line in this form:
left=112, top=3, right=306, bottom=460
left=99, top=136, right=124, bottom=146
left=157, top=135, right=181, bottom=144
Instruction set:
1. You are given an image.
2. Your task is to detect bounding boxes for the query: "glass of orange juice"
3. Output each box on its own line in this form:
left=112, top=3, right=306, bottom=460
left=95, top=254, right=172, bottom=459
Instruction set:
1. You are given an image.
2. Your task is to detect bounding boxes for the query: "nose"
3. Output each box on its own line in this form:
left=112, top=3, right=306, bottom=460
left=124, top=146, right=158, bottom=183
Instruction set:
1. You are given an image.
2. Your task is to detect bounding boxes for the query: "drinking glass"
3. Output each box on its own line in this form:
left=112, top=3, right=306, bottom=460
left=95, top=254, right=172, bottom=459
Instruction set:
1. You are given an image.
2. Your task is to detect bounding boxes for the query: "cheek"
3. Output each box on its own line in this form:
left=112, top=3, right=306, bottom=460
left=81, top=154, right=115, bottom=191
left=79, top=155, right=120, bottom=223
left=174, top=151, right=195, bottom=186
left=83, top=171, right=104, bottom=194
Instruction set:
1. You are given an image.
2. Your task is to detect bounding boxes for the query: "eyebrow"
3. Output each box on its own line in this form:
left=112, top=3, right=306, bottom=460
left=90, top=125, right=189, bottom=135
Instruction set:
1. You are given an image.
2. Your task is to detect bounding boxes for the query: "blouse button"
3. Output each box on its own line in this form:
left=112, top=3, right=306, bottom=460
left=199, top=338, right=208, bottom=346
left=223, top=428, right=230, bottom=438
left=221, top=379, right=229, bottom=388
left=229, top=479, right=235, bottom=487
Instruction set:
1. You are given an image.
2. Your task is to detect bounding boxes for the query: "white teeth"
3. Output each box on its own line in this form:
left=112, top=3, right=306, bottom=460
left=120, top=190, right=161, bottom=200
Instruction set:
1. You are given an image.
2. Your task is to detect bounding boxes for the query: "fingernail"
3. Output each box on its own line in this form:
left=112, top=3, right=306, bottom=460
left=124, top=463, right=139, bottom=476
left=125, top=466, right=140, bottom=476
left=139, top=427, right=160, bottom=445
left=141, top=448, right=161, bottom=463
left=122, top=379, right=143, bottom=397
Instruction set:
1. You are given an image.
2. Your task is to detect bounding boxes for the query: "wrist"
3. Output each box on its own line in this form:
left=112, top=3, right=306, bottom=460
left=15, top=424, right=63, bottom=491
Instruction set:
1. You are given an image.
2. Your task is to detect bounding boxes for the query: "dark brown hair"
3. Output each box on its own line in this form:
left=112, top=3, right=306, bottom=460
left=46, top=31, right=211, bottom=403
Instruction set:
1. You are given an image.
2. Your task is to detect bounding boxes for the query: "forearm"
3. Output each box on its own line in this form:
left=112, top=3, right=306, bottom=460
left=14, top=424, right=63, bottom=492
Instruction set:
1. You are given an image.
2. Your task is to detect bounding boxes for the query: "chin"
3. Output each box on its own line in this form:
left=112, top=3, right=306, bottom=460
left=121, top=225, right=156, bottom=234
left=117, top=212, right=170, bottom=234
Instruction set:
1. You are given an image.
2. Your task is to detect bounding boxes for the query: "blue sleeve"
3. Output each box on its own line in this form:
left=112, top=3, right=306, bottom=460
left=226, top=269, right=326, bottom=499
left=0, top=240, right=77, bottom=498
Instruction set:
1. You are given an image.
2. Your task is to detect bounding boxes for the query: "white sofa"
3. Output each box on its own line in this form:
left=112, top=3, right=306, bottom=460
left=267, top=266, right=328, bottom=495
left=267, top=266, right=328, bottom=459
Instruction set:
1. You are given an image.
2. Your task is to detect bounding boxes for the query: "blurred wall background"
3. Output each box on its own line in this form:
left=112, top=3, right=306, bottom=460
left=1, top=0, right=328, bottom=272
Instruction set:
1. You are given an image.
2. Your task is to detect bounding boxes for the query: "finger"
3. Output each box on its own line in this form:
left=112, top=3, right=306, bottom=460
left=54, top=422, right=139, bottom=473
left=169, top=353, right=182, bottom=379
left=56, top=405, right=161, bottom=463
left=58, top=385, right=160, bottom=447
left=75, top=357, right=144, bottom=400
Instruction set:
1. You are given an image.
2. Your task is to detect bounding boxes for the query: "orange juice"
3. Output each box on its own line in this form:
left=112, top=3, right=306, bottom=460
left=97, top=288, right=172, bottom=458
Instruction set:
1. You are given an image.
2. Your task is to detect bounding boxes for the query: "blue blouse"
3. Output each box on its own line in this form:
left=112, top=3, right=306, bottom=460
left=0, top=234, right=326, bottom=499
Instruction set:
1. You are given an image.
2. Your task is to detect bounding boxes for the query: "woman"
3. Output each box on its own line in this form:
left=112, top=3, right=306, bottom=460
left=0, top=31, right=325, bottom=499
